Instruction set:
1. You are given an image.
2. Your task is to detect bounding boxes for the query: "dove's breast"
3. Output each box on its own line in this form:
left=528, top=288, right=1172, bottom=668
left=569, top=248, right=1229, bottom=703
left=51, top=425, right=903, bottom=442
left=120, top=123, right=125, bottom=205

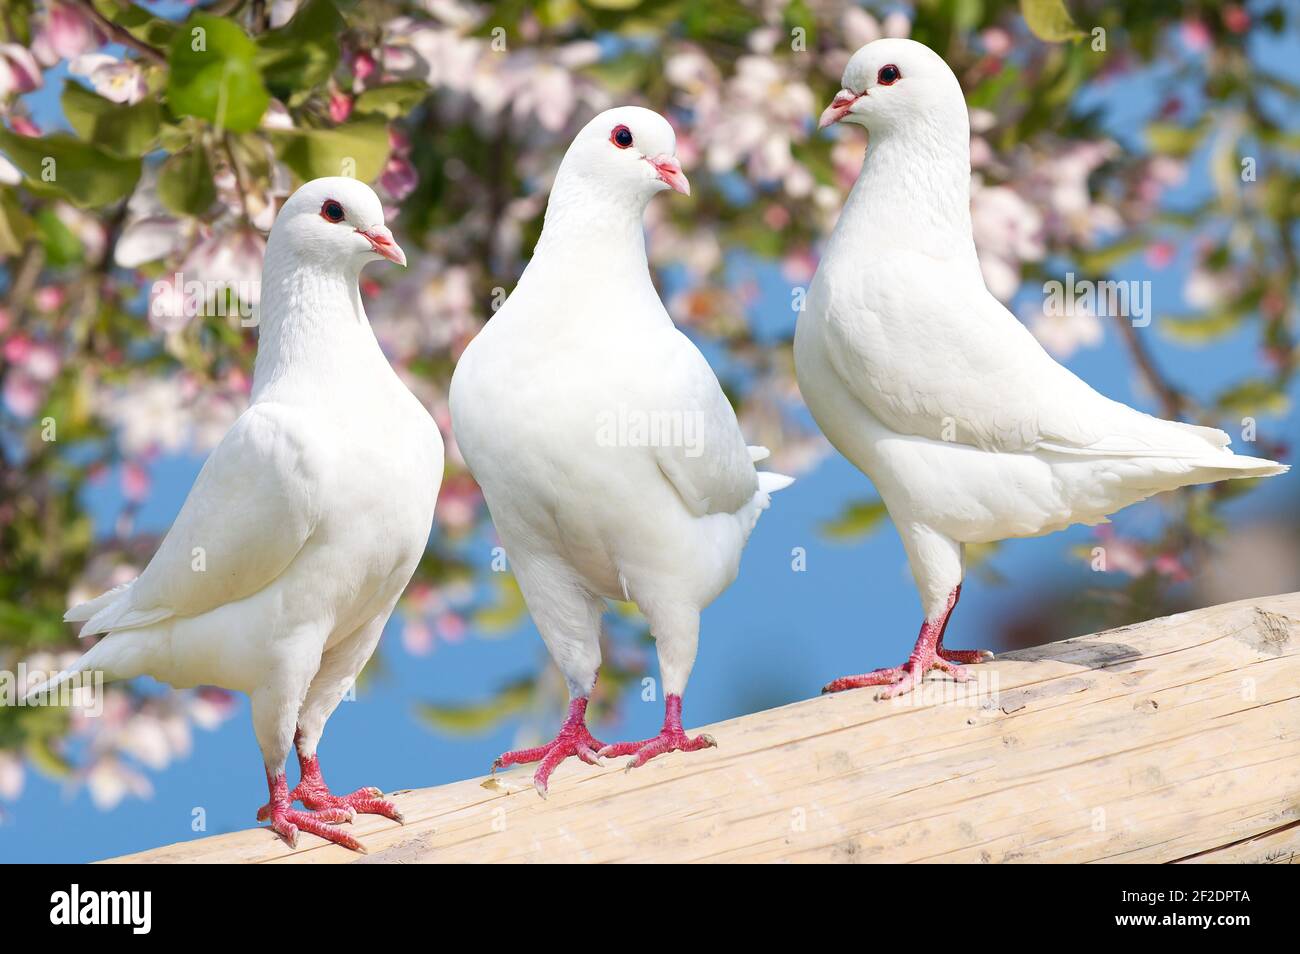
left=451, top=308, right=738, bottom=603
left=304, top=384, right=442, bottom=645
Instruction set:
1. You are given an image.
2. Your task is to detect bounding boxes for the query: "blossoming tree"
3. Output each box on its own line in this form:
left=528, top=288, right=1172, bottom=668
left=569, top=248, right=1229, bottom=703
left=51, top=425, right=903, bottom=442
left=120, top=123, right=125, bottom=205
left=0, top=0, right=1294, bottom=810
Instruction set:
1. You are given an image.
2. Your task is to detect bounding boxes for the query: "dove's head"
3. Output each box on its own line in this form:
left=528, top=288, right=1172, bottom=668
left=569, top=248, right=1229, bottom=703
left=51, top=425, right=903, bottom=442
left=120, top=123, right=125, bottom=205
left=819, top=38, right=966, bottom=135
left=556, top=106, right=690, bottom=205
left=267, top=177, right=406, bottom=272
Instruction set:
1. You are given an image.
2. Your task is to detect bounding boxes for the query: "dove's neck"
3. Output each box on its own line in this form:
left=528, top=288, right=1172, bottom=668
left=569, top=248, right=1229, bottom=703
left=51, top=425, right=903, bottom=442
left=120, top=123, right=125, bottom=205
left=839, top=115, right=977, bottom=261
left=525, top=172, right=655, bottom=291
left=251, top=244, right=386, bottom=403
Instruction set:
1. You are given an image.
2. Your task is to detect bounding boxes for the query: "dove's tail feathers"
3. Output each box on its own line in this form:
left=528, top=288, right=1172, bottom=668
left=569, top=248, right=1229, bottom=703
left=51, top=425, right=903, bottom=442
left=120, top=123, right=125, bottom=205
left=63, top=581, right=134, bottom=623
left=22, top=629, right=155, bottom=703
left=1168, top=420, right=1232, bottom=449
left=1185, top=455, right=1288, bottom=481
left=747, top=445, right=771, bottom=464
left=68, top=581, right=172, bottom=639
left=758, top=471, right=795, bottom=495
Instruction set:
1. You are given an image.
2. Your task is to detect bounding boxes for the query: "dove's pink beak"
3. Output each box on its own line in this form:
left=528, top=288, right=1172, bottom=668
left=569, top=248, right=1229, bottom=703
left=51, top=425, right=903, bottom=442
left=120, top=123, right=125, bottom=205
left=819, top=89, right=862, bottom=129
left=648, top=155, right=690, bottom=196
left=357, top=225, right=406, bottom=266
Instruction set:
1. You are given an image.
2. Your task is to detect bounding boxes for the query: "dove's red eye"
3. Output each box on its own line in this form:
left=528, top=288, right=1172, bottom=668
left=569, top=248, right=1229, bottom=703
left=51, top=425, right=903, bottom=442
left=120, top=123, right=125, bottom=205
left=611, top=125, right=634, bottom=149
left=877, top=64, right=901, bottom=86
left=320, top=200, right=345, bottom=223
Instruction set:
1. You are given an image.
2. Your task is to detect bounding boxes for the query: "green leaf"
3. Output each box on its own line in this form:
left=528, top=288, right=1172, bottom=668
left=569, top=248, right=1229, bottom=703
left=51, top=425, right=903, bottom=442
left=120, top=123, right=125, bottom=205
left=35, top=208, right=84, bottom=266
left=1214, top=379, right=1289, bottom=416
left=820, top=498, right=889, bottom=541
left=1073, top=235, right=1147, bottom=273
left=472, top=574, right=527, bottom=634
left=166, top=14, right=268, bottom=133
left=268, top=119, right=391, bottom=182
left=93, top=0, right=179, bottom=49
left=1146, top=121, right=1205, bottom=157
left=1020, top=0, right=1084, bottom=42
left=256, top=0, right=343, bottom=102
left=0, top=130, right=141, bottom=207
left=353, top=82, right=429, bottom=119
left=0, top=189, right=34, bottom=256
left=62, top=80, right=162, bottom=157
left=156, top=146, right=216, bottom=216
left=416, top=680, right=535, bottom=735
left=1159, top=311, right=1244, bottom=345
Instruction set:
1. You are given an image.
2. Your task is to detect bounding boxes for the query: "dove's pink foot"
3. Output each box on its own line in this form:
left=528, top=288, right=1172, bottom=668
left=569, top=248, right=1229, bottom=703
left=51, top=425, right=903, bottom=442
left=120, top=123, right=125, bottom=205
left=289, top=748, right=404, bottom=823
left=492, top=696, right=607, bottom=798
left=257, top=769, right=364, bottom=853
left=597, top=693, right=717, bottom=769
left=822, top=585, right=992, bottom=699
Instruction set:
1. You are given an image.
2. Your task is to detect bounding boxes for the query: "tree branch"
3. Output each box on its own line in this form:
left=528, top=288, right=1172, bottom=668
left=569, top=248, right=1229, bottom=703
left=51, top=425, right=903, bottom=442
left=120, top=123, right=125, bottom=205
left=76, top=0, right=166, bottom=66
left=1111, top=312, right=1186, bottom=420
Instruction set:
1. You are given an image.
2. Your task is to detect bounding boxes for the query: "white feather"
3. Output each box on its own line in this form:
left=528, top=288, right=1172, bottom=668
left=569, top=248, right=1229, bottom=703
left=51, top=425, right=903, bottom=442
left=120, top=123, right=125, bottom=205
left=450, top=107, right=791, bottom=700
left=797, top=39, right=1286, bottom=621
left=60, top=177, right=444, bottom=775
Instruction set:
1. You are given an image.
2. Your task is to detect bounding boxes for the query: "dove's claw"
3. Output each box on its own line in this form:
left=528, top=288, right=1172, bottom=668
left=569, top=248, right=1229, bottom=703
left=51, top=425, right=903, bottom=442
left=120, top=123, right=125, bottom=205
left=289, top=749, right=403, bottom=823
left=259, top=770, right=366, bottom=852
left=596, top=694, right=715, bottom=770
left=491, top=696, right=608, bottom=798
left=938, top=648, right=994, bottom=665
left=822, top=585, right=990, bottom=700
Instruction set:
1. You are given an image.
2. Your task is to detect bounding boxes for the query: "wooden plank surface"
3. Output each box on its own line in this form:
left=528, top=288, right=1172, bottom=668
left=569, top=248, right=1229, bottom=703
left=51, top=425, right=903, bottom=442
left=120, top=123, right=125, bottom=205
left=102, top=592, right=1300, bottom=864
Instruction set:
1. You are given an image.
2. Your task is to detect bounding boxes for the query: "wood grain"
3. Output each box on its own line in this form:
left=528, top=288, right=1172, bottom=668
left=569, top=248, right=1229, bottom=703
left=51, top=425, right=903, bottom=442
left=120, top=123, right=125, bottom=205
left=101, top=592, right=1300, bottom=864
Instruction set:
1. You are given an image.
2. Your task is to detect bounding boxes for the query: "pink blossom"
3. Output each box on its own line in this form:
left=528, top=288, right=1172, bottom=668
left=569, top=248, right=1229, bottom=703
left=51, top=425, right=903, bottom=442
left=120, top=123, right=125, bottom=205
left=1222, top=5, right=1251, bottom=34
left=1180, top=19, right=1212, bottom=52
left=33, top=285, right=64, bottom=312
left=1145, top=241, right=1176, bottom=269
left=0, top=43, right=43, bottom=96
left=0, top=750, right=24, bottom=801
left=436, top=475, right=483, bottom=532
left=147, top=274, right=191, bottom=334
left=226, top=366, right=251, bottom=395
left=10, top=114, right=40, bottom=137
left=402, top=618, right=434, bottom=656
left=34, top=2, right=104, bottom=65
left=3, top=369, right=41, bottom=416
left=183, top=227, right=267, bottom=308
left=84, top=757, right=153, bottom=810
left=380, top=155, right=418, bottom=201
left=70, top=53, right=147, bottom=105
left=762, top=204, right=790, bottom=231
left=1153, top=553, right=1190, bottom=582
left=328, top=87, right=353, bottom=123
left=23, top=342, right=60, bottom=382
left=781, top=247, right=818, bottom=284
left=437, top=612, right=467, bottom=644
left=980, top=28, right=1013, bottom=58
left=351, top=50, right=377, bottom=83
left=882, top=12, right=912, bottom=39
left=2, top=333, right=31, bottom=364
left=1094, top=527, right=1149, bottom=577
left=1027, top=300, right=1103, bottom=359
left=122, top=460, right=151, bottom=502
left=269, top=0, right=302, bottom=29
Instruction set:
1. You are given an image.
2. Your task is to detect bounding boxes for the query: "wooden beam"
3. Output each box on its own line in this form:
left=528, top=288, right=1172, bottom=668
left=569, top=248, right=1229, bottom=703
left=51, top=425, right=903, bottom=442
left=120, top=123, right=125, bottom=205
left=101, top=592, right=1300, bottom=864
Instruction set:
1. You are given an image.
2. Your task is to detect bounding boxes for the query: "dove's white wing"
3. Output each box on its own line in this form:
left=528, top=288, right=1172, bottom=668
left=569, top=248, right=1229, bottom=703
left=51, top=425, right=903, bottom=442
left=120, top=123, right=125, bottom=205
left=651, top=331, right=759, bottom=517
left=822, top=252, right=1229, bottom=457
left=73, top=403, right=326, bottom=636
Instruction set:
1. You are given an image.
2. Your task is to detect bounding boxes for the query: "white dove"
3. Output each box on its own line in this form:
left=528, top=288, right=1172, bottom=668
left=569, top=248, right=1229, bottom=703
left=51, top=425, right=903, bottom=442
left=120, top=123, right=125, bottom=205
left=30, top=178, right=444, bottom=850
left=800, top=39, right=1287, bottom=699
left=450, top=106, right=793, bottom=796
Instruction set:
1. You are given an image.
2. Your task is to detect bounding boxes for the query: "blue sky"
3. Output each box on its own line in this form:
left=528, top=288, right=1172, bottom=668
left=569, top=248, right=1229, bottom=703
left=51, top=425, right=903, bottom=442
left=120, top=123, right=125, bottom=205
left=4, top=23, right=1299, bottom=862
